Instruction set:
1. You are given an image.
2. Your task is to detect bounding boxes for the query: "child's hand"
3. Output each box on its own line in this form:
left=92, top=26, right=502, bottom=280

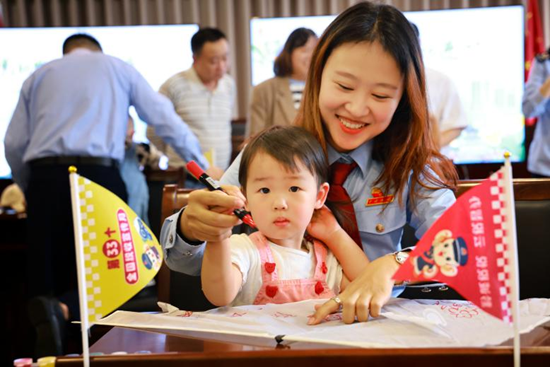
left=307, top=206, right=343, bottom=243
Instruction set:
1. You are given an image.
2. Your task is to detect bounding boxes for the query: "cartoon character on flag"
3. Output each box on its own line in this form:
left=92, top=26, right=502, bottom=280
left=69, top=166, right=163, bottom=366
left=413, top=229, right=468, bottom=278
left=393, top=165, right=519, bottom=324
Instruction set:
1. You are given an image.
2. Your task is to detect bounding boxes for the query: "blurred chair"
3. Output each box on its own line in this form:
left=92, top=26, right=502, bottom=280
left=400, top=178, right=550, bottom=300
left=145, top=166, right=186, bottom=239
left=157, top=184, right=215, bottom=311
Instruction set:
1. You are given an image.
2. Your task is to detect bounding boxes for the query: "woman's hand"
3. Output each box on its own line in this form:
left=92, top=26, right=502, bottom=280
left=179, top=185, right=246, bottom=243
left=307, top=206, right=343, bottom=244
left=307, top=254, right=399, bottom=325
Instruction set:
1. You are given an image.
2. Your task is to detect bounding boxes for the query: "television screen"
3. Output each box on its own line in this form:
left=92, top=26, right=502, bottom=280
left=250, top=5, right=525, bottom=165
left=0, top=24, right=198, bottom=178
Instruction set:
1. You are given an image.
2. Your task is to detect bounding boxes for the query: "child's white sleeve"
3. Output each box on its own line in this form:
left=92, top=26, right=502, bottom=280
left=325, top=250, right=343, bottom=295
left=228, top=233, right=257, bottom=286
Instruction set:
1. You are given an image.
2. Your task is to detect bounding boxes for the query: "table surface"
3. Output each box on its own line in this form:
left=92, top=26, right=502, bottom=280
left=54, top=321, right=550, bottom=367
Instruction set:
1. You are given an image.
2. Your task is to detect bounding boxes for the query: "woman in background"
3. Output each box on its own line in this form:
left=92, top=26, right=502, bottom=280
left=246, top=27, right=318, bottom=138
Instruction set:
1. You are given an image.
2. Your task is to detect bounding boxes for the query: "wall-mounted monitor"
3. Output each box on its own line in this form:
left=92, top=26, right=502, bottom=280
left=0, top=24, right=198, bottom=179
left=250, top=5, right=525, bottom=165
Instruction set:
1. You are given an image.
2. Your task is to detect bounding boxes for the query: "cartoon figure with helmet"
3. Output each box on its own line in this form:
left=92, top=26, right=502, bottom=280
left=414, top=229, right=468, bottom=278
left=142, top=244, right=161, bottom=271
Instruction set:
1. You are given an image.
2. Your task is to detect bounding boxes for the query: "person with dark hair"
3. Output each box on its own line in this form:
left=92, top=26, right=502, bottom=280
left=160, top=1, right=458, bottom=325
left=4, top=32, right=209, bottom=357
left=246, top=28, right=318, bottom=138
left=201, top=126, right=368, bottom=307
left=522, top=46, right=550, bottom=178
left=62, top=33, right=102, bottom=53
left=147, top=27, right=235, bottom=185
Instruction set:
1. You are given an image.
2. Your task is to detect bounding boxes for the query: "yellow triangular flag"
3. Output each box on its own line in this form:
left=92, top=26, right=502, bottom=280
left=72, top=172, right=163, bottom=323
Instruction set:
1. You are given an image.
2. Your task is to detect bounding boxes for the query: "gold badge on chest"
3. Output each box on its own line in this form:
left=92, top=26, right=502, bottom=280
left=365, top=187, right=394, bottom=206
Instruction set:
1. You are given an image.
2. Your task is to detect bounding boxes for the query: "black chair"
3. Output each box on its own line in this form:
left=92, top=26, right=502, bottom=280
left=400, top=178, right=550, bottom=300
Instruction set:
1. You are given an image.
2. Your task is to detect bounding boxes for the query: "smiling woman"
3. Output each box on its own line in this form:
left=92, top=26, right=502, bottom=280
left=160, top=1, right=458, bottom=326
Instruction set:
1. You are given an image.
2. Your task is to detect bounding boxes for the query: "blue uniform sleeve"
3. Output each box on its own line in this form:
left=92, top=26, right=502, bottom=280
left=407, top=182, right=456, bottom=241
left=127, top=64, right=210, bottom=170
left=160, top=151, right=242, bottom=274
left=522, top=60, right=550, bottom=118
left=5, top=79, right=32, bottom=190
left=160, top=211, right=204, bottom=275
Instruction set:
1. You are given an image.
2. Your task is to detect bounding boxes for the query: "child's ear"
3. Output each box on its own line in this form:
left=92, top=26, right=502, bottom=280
left=314, top=182, right=330, bottom=209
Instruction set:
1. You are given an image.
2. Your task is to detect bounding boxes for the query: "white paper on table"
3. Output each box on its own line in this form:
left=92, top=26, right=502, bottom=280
left=95, top=298, right=550, bottom=349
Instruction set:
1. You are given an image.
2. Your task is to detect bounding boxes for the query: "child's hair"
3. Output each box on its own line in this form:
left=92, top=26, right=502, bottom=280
left=239, top=125, right=328, bottom=192
left=296, top=1, right=457, bottom=208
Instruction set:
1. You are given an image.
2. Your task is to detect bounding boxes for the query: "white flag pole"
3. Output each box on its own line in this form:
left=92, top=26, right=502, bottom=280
left=69, top=167, right=90, bottom=367
left=503, top=153, right=520, bottom=367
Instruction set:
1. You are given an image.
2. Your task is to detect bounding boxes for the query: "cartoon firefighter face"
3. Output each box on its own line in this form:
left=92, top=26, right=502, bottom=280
left=414, top=229, right=468, bottom=278
left=142, top=245, right=161, bottom=271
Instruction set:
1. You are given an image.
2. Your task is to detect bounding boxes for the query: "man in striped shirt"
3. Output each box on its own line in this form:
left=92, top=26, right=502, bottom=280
left=148, top=28, right=235, bottom=184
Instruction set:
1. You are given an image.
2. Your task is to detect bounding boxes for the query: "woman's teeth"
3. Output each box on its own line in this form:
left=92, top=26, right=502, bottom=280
left=339, top=117, right=365, bottom=129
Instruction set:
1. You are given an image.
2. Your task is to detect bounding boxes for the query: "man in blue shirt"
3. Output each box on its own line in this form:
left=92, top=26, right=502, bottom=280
left=523, top=47, right=550, bottom=178
left=4, top=33, right=210, bottom=357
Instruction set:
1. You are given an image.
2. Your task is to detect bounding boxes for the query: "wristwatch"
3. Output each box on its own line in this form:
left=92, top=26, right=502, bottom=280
left=392, top=250, right=411, bottom=286
left=392, top=250, right=410, bottom=265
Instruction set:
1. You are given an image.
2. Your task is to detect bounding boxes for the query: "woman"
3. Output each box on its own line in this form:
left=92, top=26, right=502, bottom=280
left=161, top=1, right=458, bottom=324
left=246, top=28, right=318, bottom=138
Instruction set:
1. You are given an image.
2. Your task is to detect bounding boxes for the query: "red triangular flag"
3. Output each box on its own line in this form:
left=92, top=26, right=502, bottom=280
left=0, top=4, right=4, bottom=28
left=393, top=167, right=515, bottom=323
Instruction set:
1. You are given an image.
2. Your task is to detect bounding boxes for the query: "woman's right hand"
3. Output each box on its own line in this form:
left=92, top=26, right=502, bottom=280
left=179, top=185, right=246, bottom=243
left=307, top=254, right=398, bottom=325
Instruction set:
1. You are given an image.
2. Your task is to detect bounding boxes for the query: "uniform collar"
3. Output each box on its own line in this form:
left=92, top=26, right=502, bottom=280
left=327, top=140, right=374, bottom=178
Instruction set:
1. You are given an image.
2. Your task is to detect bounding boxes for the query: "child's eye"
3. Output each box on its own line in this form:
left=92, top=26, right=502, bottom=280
left=260, top=188, right=270, bottom=194
left=289, top=186, right=300, bottom=193
left=373, top=94, right=389, bottom=100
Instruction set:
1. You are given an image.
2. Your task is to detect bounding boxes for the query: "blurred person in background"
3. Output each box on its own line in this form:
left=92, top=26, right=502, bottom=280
left=411, top=22, right=468, bottom=156
left=4, top=33, right=209, bottom=357
left=148, top=27, right=234, bottom=186
left=121, top=116, right=163, bottom=226
left=246, top=27, right=318, bottom=138
left=523, top=46, right=550, bottom=178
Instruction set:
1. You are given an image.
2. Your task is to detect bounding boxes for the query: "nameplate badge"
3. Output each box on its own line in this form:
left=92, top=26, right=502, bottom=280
left=365, top=187, right=394, bottom=206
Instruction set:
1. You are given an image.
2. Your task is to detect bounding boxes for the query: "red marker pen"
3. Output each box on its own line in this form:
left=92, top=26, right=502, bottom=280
left=186, top=161, right=256, bottom=229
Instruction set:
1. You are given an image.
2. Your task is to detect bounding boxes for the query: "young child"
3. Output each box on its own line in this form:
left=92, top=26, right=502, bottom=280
left=201, top=126, right=368, bottom=306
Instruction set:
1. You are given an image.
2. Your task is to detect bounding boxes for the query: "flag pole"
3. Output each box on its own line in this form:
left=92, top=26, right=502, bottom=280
left=503, top=153, right=520, bottom=367
left=68, top=166, right=90, bottom=367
